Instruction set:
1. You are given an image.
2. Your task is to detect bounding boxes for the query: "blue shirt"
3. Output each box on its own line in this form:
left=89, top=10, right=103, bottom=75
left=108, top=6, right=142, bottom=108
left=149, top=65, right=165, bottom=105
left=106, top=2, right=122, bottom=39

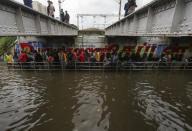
left=23, top=0, right=32, bottom=4
left=124, top=2, right=130, bottom=12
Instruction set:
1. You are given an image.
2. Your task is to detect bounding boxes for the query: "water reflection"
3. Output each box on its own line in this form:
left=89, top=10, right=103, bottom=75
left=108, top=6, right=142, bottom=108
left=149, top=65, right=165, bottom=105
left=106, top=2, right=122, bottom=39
left=72, top=73, right=110, bottom=131
left=0, top=69, right=192, bottom=131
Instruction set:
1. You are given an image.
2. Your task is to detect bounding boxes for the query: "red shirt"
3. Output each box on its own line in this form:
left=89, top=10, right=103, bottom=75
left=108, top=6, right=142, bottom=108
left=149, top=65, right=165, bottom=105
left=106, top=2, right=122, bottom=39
left=18, top=53, right=27, bottom=62
left=73, top=52, right=77, bottom=60
left=78, top=54, right=85, bottom=62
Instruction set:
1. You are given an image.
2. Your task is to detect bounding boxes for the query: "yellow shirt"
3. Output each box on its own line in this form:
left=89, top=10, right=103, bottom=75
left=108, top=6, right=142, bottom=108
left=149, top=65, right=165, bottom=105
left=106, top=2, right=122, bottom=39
left=96, top=52, right=100, bottom=62
left=6, top=55, right=13, bottom=63
left=64, top=53, right=67, bottom=63
left=59, top=52, right=64, bottom=60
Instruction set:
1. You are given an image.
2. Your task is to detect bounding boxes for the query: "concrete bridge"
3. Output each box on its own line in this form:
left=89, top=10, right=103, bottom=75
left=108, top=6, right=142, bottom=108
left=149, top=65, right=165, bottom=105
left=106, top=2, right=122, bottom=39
left=0, top=0, right=78, bottom=37
left=105, top=0, right=192, bottom=37
left=0, top=0, right=192, bottom=41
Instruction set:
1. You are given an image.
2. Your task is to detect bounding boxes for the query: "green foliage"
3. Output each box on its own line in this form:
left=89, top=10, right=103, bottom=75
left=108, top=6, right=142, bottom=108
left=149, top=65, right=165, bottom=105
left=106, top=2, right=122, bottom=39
left=0, top=37, right=16, bottom=55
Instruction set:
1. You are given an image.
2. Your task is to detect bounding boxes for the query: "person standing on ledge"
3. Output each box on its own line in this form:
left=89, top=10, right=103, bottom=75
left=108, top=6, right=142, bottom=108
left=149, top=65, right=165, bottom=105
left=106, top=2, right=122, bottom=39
left=124, top=0, right=130, bottom=17
left=60, top=9, right=65, bottom=22
left=64, top=11, right=70, bottom=24
left=23, top=0, right=33, bottom=8
left=128, top=0, right=137, bottom=14
left=124, top=0, right=137, bottom=17
left=47, top=0, right=55, bottom=18
left=47, top=0, right=51, bottom=16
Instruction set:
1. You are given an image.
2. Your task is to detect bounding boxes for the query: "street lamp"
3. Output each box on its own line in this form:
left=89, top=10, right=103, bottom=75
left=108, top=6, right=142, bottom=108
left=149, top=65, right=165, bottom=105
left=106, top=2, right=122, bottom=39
left=58, top=0, right=66, bottom=20
left=113, top=0, right=122, bottom=20
left=58, top=0, right=66, bottom=12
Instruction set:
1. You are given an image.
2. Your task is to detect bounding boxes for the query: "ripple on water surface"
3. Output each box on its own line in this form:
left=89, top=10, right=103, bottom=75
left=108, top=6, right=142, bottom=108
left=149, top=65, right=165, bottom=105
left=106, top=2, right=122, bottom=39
left=0, top=69, right=192, bottom=131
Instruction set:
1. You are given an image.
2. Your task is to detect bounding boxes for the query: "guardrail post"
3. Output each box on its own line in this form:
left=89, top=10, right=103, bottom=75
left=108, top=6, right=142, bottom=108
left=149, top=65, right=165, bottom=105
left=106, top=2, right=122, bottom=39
left=75, top=61, right=77, bottom=71
left=89, top=62, right=91, bottom=71
left=62, top=61, right=64, bottom=72
left=15, top=7, right=25, bottom=34
left=35, top=14, right=41, bottom=34
left=184, top=62, right=186, bottom=70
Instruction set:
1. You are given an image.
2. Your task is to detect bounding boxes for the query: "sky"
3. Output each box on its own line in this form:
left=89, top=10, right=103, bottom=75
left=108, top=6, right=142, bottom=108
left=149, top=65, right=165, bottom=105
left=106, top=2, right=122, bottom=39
left=15, top=0, right=153, bottom=29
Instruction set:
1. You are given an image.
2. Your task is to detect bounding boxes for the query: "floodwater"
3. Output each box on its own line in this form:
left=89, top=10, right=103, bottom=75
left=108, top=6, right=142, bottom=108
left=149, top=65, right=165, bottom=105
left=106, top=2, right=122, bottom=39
left=0, top=68, right=192, bottom=131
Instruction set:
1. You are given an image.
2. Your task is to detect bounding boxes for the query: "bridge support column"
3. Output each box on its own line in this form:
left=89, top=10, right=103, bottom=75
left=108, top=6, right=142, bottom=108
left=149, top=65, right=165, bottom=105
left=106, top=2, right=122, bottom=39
left=120, top=22, right=123, bottom=36
left=15, top=7, right=25, bottom=34
left=146, top=7, right=154, bottom=34
left=170, top=0, right=185, bottom=33
left=133, top=15, right=138, bottom=35
left=47, top=19, right=52, bottom=35
left=35, top=14, right=41, bottom=34
left=55, top=22, right=59, bottom=35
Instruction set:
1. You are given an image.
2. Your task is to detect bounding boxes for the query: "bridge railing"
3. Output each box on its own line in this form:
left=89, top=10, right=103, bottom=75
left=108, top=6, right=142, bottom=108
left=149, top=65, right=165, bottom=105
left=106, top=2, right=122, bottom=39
left=105, top=0, right=192, bottom=37
left=0, top=0, right=78, bottom=36
left=0, top=61, right=192, bottom=71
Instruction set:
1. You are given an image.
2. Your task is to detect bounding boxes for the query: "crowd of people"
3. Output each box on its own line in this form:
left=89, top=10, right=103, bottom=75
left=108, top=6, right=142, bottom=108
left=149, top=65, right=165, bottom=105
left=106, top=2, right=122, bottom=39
left=124, top=0, right=137, bottom=17
left=3, top=48, right=192, bottom=69
left=23, top=0, right=70, bottom=23
left=23, top=0, right=136, bottom=23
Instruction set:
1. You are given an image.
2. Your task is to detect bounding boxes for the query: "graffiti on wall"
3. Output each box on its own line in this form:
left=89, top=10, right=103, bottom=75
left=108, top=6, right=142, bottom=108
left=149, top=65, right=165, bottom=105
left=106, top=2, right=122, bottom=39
left=16, top=42, right=192, bottom=57
left=67, top=43, right=192, bottom=56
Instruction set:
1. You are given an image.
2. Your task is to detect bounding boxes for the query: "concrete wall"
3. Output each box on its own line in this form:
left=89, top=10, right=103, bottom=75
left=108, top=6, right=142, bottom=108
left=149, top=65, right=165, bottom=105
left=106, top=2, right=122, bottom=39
left=107, top=36, right=137, bottom=46
left=18, top=36, right=77, bottom=50
left=137, top=37, right=170, bottom=45
left=46, top=36, right=75, bottom=49
left=108, top=36, right=192, bottom=47
left=75, top=36, right=107, bottom=49
left=106, top=36, right=192, bottom=58
left=18, top=36, right=47, bottom=43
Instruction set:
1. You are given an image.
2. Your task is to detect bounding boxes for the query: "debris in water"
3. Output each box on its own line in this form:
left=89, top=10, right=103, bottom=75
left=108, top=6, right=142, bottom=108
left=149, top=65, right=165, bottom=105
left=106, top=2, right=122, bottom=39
left=97, top=108, right=101, bottom=112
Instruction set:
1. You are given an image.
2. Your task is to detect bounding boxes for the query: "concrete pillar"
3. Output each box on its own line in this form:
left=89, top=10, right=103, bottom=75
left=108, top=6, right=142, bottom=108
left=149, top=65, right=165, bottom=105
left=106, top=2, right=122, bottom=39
left=120, top=21, right=125, bottom=35
left=133, top=14, right=138, bottom=35
left=146, top=7, right=154, bottom=34
left=35, top=14, right=41, bottom=34
left=55, top=22, right=59, bottom=35
left=47, top=19, right=51, bottom=35
left=124, top=19, right=129, bottom=35
left=170, top=0, right=185, bottom=33
left=15, top=7, right=25, bottom=33
left=119, top=22, right=123, bottom=36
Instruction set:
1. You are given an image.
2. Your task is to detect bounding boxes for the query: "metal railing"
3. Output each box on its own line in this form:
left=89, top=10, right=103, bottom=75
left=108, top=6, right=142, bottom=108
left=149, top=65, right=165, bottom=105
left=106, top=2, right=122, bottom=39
left=0, top=61, right=192, bottom=71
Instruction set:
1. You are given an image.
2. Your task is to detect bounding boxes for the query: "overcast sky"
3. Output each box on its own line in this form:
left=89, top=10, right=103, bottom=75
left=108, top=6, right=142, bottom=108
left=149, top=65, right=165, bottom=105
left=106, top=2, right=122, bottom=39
left=15, top=0, right=153, bottom=29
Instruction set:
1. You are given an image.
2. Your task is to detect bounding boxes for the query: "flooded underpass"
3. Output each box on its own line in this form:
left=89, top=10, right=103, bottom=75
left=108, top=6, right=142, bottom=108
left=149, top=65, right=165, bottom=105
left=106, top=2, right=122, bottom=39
left=0, top=67, right=192, bottom=131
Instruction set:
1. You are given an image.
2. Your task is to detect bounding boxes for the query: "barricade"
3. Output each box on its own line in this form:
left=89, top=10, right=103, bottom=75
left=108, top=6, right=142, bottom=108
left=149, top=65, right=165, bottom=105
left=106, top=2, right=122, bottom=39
left=0, top=61, right=192, bottom=71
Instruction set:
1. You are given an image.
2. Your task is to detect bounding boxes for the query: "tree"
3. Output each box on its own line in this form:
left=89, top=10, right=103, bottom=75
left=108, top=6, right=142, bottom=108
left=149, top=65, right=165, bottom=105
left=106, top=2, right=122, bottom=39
left=0, top=37, right=17, bottom=56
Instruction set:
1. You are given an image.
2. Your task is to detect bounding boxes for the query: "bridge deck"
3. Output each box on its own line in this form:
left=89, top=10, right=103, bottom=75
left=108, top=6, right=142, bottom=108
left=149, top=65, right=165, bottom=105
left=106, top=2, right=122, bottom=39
left=0, top=0, right=78, bottom=36
left=105, top=0, right=192, bottom=37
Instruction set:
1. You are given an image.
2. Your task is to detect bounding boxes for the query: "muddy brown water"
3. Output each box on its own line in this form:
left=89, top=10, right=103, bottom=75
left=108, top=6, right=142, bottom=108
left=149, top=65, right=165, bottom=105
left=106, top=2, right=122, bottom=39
left=0, top=68, right=192, bottom=131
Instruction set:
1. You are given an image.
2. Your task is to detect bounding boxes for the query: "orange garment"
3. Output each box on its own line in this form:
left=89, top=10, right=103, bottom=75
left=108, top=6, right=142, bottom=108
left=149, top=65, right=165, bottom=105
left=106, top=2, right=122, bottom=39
left=48, top=56, right=54, bottom=63
left=64, top=53, right=67, bottom=63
